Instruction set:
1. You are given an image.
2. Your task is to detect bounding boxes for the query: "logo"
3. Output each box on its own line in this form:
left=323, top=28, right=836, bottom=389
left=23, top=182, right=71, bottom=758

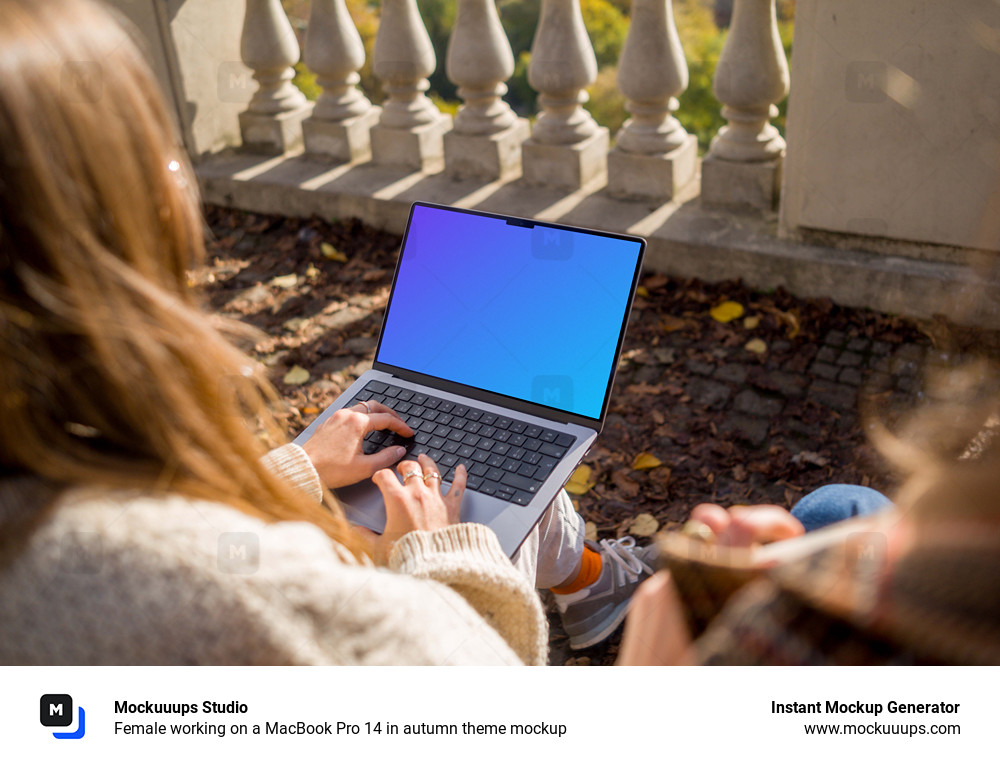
left=530, top=227, right=573, bottom=260
left=845, top=61, right=887, bottom=103
left=40, top=694, right=86, bottom=739
left=532, top=375, right=574, bottom=409
left=218, top=532, right=260, bottom=574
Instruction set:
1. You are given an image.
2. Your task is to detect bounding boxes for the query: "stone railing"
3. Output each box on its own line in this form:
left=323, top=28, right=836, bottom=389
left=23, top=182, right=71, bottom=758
left=185, top=0, right=999, bottom=329
left=236, top=0, right=788, bottom=210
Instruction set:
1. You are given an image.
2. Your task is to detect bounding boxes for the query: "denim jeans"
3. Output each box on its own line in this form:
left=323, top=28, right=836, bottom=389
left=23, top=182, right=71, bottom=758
left=790, top=484, right=892, bottom=532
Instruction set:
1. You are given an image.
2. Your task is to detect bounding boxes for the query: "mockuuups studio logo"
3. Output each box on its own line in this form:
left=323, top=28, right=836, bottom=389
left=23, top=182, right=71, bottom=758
left=532, top=375, right=573, bottom=409
left=218, top=532, right=260, bottom=575
left=40, top=694, right=86, bottom=739
left=531, top=226, right=573, bottom=260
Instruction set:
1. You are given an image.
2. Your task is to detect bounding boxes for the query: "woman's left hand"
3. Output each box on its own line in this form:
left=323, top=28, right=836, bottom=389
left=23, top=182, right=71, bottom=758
left=301, top=400, right=414, bottom=489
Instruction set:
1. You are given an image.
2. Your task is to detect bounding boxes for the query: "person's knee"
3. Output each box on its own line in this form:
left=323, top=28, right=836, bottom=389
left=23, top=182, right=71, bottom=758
left=791, top=484, right=892, bottom=532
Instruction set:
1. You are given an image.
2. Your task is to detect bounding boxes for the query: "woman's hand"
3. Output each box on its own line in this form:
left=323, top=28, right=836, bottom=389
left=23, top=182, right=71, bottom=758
left=360, top=454, right=467, bottom=565
left=689, top=503, right=805, bottom=547
left=301, top=400, right=414, bottom=489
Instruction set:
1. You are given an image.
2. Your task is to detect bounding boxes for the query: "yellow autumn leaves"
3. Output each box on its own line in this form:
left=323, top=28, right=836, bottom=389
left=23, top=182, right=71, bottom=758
left=566, top=450, right=667, bottom=498
left=710, top=299, right=769, bottom=355
left=320, top=242, right=348, bottom=263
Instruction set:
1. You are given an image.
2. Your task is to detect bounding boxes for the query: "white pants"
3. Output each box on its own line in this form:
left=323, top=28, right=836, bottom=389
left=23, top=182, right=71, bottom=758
left=510, top=490, right=586, bottom=589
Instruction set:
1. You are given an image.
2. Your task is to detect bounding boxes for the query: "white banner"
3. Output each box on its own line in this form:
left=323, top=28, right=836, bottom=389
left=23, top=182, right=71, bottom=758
left=5, top=666, right=991, bottom=765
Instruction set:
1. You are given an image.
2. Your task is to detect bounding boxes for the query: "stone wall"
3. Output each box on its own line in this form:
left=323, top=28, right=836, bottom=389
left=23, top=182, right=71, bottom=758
left=781, top=0, right=1000, bottom=256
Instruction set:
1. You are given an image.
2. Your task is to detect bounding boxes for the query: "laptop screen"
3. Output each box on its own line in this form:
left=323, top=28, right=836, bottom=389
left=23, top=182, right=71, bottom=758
left=375, top=204, right=644, bottom=421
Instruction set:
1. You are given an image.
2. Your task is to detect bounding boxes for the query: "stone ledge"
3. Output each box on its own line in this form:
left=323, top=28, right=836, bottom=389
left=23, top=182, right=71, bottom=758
left=195, top=150, right=1000, bottom=329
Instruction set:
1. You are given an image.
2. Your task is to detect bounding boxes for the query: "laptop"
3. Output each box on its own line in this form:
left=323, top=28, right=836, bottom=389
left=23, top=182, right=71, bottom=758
left=294, top=202, right=645, bottom=557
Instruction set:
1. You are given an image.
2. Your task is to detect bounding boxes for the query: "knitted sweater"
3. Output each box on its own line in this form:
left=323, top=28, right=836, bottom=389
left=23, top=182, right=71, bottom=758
left=0, top=445, right=548, bottom=665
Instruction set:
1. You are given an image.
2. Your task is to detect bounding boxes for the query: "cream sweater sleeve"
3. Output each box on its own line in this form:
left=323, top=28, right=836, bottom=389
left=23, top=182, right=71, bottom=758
left=260, top=443, right=324, bottom=502
left=390, top=524, right=549, bottom=666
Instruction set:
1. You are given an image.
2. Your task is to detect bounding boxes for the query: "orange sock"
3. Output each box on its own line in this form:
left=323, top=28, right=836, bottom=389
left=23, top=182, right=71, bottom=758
left=550, top=546, right=603, bottom=594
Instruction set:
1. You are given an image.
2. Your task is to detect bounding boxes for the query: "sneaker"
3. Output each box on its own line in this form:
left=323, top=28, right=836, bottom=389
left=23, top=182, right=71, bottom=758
left=553, top=536, right=658, bottom=650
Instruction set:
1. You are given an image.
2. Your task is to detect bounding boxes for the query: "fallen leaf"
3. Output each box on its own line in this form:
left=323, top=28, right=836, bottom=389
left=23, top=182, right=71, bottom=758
left=779, top=309, right=801, bottom=339
left=643, top=274, right=669, bottom=291
left=628, top=513, right=659, bottom=537
left=611, top=468, right=640, bottom=498
left=652, top=347, right=676, bottom=364
left=710, top=301, right=744, bottom=323
left=584, top=521, right=598, bottom=542
left=564, top=465, right=595, bottom=495
left=282, top=365, right=310, bottom=385
left=745, top=338, right=768, bottom=354
left=320, top=242, right=348, bottom=262
left=282, top=317, right=308, bottom=332
left=743, top=315, right=760, bottom=330
left=732, top=464, right=748, bottom=481
left=660, top=315, right=687, bottom=333
left=305, top=264, right=321, bottom=280
left=271, top=273, right=298, bottom=289
left=649, top=466, right=672, bottom=484
left=636, top=286, right=650, bottom=298
left=302, top=406, right=319, bottom=415
left=259, top=352, right=285, bottom=367
left=632, top=452, right=662, bottom=471
left=625, top=383, right=664, bottom=396
left=791, top=450, right=830, bottom=467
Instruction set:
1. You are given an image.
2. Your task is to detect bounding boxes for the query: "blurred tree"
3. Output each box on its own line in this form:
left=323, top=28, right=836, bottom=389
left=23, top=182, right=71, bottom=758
left=586, top=66, right=626, bottom=135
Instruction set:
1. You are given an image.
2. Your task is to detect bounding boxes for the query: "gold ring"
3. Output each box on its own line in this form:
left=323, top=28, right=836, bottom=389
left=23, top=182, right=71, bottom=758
left=359, top=401, right=371, bottom=414
left=423, top=472, right=442, bottom=483
left=402, top=470, right=424, bottom=483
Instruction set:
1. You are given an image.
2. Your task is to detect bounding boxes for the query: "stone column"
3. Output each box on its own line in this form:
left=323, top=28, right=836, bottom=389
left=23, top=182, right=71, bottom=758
left=370, top=0, right=452, bottom=171
left=443, top=0, right=530, bottom=180
left=521, top=0, right=609, bottom=190
left=301, top=0, right=381, bottom=162
left=608, top=0, right=697, bottom=200
left=701, top=0, right=789, bottom=210
left=238, top=0, right=312, bottom=154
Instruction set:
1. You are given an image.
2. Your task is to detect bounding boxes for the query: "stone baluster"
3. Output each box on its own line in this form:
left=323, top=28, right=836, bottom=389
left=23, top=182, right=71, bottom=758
left=238, top=0, right=312, bottom=154
left=302, top=0, right=382, bottom=162
left=443, top=0, right=530, bottom=180
left=701, top=0, right=789, bottom=210
left=370, top=0, right=452, bottom=170
left=521, top=0, right=609, bottom=190
left=608, top=0, right=698, bottom=200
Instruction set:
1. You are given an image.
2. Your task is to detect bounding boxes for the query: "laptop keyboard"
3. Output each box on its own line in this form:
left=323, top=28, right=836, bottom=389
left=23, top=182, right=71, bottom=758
left=348, top=380, right=577, bottom=505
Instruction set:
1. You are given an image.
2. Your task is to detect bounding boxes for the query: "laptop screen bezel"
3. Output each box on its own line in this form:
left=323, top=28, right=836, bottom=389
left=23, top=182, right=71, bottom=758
left=371, top=202, right=646, bottom=430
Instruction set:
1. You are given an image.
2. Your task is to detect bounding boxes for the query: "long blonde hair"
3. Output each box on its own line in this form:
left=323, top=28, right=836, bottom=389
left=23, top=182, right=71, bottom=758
left=0, top=0, right=363, bottom=557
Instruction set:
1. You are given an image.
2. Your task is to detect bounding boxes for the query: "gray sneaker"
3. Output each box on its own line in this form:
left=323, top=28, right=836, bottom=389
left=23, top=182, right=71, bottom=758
left=554, top=536, right=659, bottom=650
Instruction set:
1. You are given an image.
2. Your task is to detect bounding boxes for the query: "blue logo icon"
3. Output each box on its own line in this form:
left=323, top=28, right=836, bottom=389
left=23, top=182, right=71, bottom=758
left=40, top=694, right=86, bottom=739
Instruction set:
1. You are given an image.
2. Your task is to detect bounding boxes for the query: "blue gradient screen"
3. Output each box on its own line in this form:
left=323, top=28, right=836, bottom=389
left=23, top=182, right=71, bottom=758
left=376, top=205, right=643, bottom=420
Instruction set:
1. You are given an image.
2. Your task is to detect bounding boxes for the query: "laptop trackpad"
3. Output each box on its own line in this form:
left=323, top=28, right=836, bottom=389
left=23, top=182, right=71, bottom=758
left=335, top=479, right=508, bottom=536
left=334, top=479, right=537, bottom=557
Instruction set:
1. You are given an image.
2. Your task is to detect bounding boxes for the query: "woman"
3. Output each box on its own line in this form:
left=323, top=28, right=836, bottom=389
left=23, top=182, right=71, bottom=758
left=0, top=0, right=558, bottom=664
left=620, top=364, right=1000, bottom=665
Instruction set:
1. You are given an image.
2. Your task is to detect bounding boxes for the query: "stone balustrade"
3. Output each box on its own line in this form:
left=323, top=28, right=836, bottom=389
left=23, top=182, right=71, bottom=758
left=236, top=0, right=789, bottom=206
